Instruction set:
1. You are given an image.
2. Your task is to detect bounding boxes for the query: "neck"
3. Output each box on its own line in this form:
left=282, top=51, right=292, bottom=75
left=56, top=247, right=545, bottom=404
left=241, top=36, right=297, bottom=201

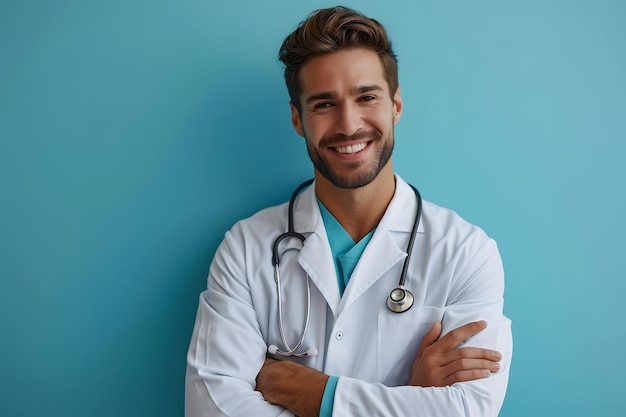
left=315, top=163, right=395, bottom=242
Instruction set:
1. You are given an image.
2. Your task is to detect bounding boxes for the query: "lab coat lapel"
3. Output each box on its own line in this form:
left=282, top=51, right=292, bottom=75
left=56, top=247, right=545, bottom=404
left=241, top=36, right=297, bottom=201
left=338, top=177, right=423, bottom=315
left=293, top=183, right=342, bottom=315
left=337, top=230, right=405, bottom=315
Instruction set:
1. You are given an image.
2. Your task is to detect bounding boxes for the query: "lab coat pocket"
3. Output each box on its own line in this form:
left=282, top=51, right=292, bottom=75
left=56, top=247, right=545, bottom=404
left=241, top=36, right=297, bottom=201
left=377, top=306, right=444, bottom=386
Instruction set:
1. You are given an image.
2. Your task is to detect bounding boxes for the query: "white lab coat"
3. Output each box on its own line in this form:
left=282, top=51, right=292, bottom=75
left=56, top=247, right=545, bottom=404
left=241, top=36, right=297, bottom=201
left=186, top=175, right=512, bottom=416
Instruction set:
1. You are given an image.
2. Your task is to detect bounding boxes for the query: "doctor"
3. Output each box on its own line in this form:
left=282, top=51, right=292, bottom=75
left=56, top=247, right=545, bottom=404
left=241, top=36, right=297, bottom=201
left=186, top=6, right=512, bottom=417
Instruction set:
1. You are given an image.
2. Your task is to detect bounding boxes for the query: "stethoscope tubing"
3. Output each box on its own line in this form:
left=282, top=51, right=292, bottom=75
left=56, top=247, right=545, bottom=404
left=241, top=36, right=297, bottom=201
left=273, top=262, right=312, bottom=357
left=398, top=184, right=422, bottom=288
left=270, top=179, right=422, bottom=357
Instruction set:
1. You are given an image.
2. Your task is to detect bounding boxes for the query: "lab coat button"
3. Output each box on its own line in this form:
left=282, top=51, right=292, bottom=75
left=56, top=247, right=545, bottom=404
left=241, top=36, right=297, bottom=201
left=335, top=331, right=344, bottom=340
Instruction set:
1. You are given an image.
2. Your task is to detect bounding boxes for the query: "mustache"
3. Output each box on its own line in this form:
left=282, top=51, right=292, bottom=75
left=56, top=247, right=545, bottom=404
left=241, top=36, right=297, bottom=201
left=319, top=130, right=382, bottom=147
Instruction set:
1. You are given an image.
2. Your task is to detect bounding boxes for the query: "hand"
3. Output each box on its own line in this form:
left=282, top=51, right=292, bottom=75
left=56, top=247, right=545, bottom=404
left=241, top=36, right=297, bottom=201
left=256, top=358, right=328, bottom=417
left=409, top=320, right=502, bottom=387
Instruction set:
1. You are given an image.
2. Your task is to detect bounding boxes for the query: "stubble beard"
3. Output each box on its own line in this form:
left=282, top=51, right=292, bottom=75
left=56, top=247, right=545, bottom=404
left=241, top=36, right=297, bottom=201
left=305, top=127, right=395, bottom=189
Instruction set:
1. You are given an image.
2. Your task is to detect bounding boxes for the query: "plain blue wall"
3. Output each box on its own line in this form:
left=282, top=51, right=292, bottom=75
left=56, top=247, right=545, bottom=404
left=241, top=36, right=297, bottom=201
left=1, top=1, right=624, bottom=416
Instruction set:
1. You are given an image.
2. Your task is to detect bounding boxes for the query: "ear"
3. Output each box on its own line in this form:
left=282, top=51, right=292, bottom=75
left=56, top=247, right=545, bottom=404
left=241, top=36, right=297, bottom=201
left=392, top=86, right=403, bottom=125
left=290, top=102, right=305, bottom=137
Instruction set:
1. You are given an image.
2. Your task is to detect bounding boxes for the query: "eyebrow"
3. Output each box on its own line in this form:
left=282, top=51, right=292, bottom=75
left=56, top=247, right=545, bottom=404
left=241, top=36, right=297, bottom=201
left=305, top=84, right=384, bottom=105
left=353, top=84, right=384, bottom=95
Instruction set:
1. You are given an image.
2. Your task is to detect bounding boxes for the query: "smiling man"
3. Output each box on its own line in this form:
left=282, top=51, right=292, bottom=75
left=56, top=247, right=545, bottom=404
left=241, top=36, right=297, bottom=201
left=186, top=6, right=512, bottom=417
left=295, top=50, right=396, bottom=193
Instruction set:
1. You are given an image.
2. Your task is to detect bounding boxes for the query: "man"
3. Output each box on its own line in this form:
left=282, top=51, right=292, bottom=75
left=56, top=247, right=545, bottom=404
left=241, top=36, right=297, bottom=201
left=186, top=6, right=512, bottom=417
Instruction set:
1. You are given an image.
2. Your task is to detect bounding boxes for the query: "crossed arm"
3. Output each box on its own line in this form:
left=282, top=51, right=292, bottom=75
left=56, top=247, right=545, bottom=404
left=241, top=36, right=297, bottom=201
left=187, top=226, right=511, bottom=416
left=256, top=320, right=502, bottom=417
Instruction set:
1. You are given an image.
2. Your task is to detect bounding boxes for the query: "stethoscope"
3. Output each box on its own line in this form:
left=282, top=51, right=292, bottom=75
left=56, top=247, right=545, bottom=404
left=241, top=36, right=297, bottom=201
left=268, top=179, right=422, bottom=358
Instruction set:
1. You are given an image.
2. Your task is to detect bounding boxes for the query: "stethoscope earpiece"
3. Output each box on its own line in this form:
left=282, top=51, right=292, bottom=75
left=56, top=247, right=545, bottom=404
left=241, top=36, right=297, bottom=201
left=387, top=287, right=414, bottom=313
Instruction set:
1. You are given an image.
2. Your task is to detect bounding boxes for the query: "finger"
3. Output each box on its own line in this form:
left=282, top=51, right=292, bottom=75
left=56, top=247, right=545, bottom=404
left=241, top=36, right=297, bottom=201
left=416, top=320, right=442, bottom=357
left=432, top=320, right=487, bottom=352
left=443, top=368, right=494, bottom=386
left=441, top=347, right=502, bottom=364
left=443, top=357, right=501, bottom=378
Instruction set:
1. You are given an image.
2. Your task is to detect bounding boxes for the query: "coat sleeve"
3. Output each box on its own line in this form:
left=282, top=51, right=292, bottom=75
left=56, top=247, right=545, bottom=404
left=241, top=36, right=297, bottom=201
left=185, top=230, right=294, bottom=417
left=332, top=238, right=512, bottom=417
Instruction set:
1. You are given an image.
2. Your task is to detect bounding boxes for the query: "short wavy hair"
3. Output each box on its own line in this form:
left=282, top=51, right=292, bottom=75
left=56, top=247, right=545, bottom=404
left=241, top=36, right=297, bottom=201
left=278, top=6, right=398, bottom=112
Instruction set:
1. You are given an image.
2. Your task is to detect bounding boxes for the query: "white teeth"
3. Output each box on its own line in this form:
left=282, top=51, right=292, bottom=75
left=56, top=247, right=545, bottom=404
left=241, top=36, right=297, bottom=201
left=335, top=143, right=366, bottom=154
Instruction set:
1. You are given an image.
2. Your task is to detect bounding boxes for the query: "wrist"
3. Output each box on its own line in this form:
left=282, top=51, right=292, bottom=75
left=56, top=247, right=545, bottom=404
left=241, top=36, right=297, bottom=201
left=262, top=360, right=328, bottom=417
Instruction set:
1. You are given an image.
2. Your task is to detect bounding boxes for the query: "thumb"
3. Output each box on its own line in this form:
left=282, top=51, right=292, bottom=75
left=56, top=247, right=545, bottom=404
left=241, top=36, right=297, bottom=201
left=416, top=320, right=442, bottom=357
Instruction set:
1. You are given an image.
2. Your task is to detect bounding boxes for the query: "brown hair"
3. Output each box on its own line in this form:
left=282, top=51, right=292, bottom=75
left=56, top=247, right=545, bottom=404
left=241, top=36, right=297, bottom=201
left=278, top=6, right=398, bottom=112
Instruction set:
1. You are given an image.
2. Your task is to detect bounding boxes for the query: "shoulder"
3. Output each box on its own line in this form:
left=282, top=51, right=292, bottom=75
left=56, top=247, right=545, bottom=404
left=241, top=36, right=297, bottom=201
left=395, top=175, right=489, bottom=241
left=209, top=201, right=289, bottom=272
left=420, top=199, right=499, bottom=261
left=227, top=201, right=289, bottom=242
left=418, top=200, right=504, bottom=301
left=422, top=199, right=486, bottom=238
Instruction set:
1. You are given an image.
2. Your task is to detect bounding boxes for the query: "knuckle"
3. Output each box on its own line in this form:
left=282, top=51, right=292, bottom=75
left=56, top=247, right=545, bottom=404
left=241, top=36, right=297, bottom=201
left=477, top=369, right=490, bottom=379
left=459, top=358, right=470, bottom=369
left=425, top=356, right=439, bottom=368
left=457, top=348, right=471, bottom=358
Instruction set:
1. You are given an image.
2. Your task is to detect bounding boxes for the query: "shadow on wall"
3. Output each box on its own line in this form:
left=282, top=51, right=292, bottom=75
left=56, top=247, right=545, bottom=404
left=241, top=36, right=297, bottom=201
left=169, top=67, right=315, bottom=410
left=177, top=68, right=314, bottom=320
left=190, top=70, right=313, bottom=230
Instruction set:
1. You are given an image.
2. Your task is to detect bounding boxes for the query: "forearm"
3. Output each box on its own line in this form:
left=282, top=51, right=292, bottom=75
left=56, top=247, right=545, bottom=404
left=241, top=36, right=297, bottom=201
left=186, top=296, right=294, bottom=417
left=256, top=359, right=329, bottom=417
left=186, top=284, right=295, bottom=417
left=186, top=366, right=292, bottom=417
left=254, top=345, right=509, bottom=417
left=253, top=315, right=511, bottom=417
left=333, top=375, right=505, bottom=417
left=332, top=316, right=512, bottom=417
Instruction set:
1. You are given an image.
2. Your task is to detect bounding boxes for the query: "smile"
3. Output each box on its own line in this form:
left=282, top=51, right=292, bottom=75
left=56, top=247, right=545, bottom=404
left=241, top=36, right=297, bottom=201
left=333, top=143, right=367, bottom=154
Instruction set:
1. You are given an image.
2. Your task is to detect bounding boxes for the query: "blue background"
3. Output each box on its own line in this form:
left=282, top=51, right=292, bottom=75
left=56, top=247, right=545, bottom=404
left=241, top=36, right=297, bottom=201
left=1, top=1, right=624, bottom=416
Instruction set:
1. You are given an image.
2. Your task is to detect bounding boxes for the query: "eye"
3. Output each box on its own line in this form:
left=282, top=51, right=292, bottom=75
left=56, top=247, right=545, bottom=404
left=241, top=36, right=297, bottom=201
left=359, top=95, right=377, bottom=102
left=314, top=102, right=334, bottom=109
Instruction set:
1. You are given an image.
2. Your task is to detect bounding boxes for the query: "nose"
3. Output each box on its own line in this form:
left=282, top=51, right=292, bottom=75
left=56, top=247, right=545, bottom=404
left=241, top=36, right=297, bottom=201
left=334, top=103, right=362, bottom=136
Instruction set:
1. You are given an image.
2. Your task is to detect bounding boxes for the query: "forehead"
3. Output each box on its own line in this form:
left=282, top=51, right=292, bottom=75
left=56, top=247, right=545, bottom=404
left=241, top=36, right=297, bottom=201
left=297, top=48, right=388, bottom=97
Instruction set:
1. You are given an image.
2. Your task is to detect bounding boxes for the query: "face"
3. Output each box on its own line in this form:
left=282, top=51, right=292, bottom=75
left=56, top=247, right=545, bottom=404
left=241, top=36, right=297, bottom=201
left=290, top=48, right=402, bottom=189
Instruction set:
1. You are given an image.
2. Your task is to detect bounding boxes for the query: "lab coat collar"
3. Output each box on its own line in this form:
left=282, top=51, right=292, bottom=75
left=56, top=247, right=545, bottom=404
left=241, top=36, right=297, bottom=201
left=382, top=175, right=425, bottom=234
left=291, top=175, right=424, bottom=234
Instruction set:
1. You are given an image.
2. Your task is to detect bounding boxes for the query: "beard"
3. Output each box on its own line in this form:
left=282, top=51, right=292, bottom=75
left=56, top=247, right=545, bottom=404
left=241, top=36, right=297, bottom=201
left=305, top=126, right=394, bottom=189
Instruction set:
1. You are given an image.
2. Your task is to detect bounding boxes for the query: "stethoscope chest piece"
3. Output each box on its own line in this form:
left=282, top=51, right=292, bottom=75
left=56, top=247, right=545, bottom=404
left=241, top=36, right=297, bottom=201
left=387, top=287, right=414, bottom=313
